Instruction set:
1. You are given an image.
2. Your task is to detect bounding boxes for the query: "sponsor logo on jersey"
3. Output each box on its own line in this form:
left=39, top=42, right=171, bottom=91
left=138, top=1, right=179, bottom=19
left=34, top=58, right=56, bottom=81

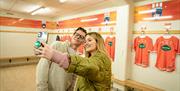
left=161, top=45, right=171, bottom=51
left=139, top=43, right=146, bottom=49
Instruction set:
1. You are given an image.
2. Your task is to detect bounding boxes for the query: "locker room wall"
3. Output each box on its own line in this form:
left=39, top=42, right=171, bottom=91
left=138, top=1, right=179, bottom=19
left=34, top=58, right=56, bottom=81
left=130, top=0, right=180, bottom=91
left=0, top=32, right=36, bottom=57
left=0, top=31, right=60, bottom=57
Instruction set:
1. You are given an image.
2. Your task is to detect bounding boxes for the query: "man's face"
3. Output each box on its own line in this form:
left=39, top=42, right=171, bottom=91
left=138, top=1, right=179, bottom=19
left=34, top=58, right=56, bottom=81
left=71, top=30, right=86, bottom=46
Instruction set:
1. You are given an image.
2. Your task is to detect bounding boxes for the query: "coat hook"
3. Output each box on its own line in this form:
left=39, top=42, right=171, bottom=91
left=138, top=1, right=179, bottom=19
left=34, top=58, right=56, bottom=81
left=27, top=58, right=29, bottom=61
left=164, top=23, right=171, bottom=34
left=9, top=59, right=12, bottom=63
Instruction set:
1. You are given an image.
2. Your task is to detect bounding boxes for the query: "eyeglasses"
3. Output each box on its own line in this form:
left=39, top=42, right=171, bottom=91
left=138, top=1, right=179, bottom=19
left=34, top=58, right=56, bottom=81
left=74, top=33, right=85, bottom=41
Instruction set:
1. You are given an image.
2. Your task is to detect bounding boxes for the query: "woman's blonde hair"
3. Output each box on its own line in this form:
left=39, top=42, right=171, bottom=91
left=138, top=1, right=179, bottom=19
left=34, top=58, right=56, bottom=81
left=85, top=32, right=109, bottom=58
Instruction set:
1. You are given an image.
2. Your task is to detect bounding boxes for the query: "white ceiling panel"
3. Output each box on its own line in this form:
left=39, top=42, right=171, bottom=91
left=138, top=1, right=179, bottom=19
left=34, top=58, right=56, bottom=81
left=0, top=0, right=127, bottom=18
left=11, top=0, right=40, bottom=13
left=0, top=0, right=17, bottom=10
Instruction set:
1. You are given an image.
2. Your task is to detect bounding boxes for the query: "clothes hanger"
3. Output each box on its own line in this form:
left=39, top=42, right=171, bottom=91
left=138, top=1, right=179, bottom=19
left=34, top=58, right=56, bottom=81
left=110, top=27, right=114, bottom=37
left=139, top=26, right=146, bottom=38
left=163, top=23, right=171, bottom=39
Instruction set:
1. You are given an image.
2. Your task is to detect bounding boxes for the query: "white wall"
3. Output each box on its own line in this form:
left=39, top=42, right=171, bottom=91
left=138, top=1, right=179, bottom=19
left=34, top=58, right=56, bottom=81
left=130, top=1, right=180, bottom=91
left=0, top=26, right=59, bottom=57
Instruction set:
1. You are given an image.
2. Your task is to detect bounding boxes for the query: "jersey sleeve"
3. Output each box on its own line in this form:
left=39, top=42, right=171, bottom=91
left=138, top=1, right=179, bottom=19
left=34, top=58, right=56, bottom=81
left=173, top=37, right=179, bottom=52
left=133, top=37, right=137, bottom=51
left=153, top=37, right=160, bottom=51
left=148, top=37, right=153, bottom=51
left=178, top=39, right=180, bottom=53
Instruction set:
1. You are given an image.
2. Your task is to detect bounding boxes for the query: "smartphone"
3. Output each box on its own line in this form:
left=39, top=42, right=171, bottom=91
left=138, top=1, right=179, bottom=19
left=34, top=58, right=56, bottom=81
left=34, top=32, right=48, bottom=48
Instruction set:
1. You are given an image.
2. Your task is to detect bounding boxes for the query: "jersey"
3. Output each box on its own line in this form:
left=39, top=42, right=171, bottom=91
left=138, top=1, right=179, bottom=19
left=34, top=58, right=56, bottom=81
left=77, top=44, right=84, bottom=55
left=154, top=36, right=179, bottom=72
left=60, top=36, right=71, bottom=42
left=178, top=39, right=180, bottom=54
left=105, top=36, right=116, bottom=61
left=133, top=36, right=153, bottom=67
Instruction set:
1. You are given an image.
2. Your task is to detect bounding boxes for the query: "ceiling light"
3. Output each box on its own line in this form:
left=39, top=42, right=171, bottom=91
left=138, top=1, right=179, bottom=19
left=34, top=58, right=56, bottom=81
left=18, top=18, right=24, bottom=21
left=31, top=7, right=45, bottom=15
left=138, top=9, right=156, bottom=14
left=59, top=0, right=67, bottom=3
left=80, top=18, right=98, bottom=22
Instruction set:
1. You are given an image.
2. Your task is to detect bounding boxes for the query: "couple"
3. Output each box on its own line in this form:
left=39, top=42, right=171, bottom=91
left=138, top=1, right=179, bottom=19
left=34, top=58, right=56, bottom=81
left=35, top=27, right=112, bottom=91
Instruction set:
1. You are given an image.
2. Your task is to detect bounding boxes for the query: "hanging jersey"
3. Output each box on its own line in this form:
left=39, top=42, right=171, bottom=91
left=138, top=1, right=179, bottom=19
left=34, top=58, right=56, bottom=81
left=154, top=36, right=179, bottom=72
left=77, top=44, right=84, bottom=55
left=61, top=36, right=70, bottom=42
left=105, top=36, right=116, bottom=61
left=61, top=36, right=66, bottom=41
left=66, top=36, right=71, bottom=42
left=134, top=36, right=153, bottom=67
left=111, top=37, right=115, bottom=60
left=105, top=37, right=111, bottom=56
left=178, top=39, right=180, bottom=54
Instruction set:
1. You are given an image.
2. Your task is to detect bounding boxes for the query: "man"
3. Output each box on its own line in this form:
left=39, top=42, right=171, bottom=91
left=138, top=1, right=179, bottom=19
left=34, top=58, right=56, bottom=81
left=36, top=27, right=87, bottom=91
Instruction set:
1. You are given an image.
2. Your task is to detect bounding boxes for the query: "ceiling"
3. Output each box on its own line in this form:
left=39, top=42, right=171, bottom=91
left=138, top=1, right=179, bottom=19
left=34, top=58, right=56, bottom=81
left=0, top=0, right=132, bottom=19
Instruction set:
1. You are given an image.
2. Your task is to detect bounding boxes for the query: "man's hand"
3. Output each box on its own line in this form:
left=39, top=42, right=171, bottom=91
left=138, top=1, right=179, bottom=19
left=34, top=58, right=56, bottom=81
left=34, top=42, right=70, bottom=69
left=34, top=42, right=54, bottom=60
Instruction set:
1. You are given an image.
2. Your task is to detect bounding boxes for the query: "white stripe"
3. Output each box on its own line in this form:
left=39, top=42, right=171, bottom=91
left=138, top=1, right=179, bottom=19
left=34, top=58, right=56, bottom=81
left=134, top=20, right=180, bottom=31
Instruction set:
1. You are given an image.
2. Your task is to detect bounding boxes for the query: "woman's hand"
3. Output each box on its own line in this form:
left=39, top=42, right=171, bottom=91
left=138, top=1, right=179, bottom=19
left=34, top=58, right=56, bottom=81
left=34, top=42, right=54, bottom=60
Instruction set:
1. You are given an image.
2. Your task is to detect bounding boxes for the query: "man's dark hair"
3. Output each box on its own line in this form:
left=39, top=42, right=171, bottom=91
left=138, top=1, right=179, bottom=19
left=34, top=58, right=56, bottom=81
left=74, top=27, right=87, bottom=35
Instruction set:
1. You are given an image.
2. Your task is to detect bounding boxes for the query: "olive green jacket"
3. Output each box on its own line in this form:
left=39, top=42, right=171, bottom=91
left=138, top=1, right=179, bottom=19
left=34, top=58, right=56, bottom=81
left=67, top=51, right=112, bottom=91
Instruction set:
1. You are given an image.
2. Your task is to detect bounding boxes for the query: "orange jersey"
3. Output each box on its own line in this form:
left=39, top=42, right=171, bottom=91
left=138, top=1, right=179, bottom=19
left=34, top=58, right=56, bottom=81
left=60, top=36, right=66, bottom=41
left=154, top=36, right=179, bottom=72
left=134, top=36, right=153, bottom=67
left=178, top=39, right=180, bottom=54
left=77, top=44, right=84, bottom=54
left=66, top=36, right=72, bottom=42
left=60, top=36, right=71, bottom=42
left=105, top=36, right=116, bottom=61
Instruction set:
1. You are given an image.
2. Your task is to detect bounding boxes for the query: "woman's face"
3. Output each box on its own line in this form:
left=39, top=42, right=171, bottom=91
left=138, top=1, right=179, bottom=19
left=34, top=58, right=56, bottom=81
left=84, top=35, right=97, bottom=52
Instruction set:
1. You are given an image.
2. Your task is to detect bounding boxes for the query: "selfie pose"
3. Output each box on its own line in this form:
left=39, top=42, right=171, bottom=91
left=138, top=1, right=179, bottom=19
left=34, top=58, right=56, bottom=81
left=35, top=27, right=87, bottom=91
left=34, top=32, right=112, bottom=91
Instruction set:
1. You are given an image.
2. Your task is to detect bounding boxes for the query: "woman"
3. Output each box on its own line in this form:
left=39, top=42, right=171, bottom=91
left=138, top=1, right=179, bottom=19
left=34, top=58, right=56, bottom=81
left=35, top=32, right=112, bottom=91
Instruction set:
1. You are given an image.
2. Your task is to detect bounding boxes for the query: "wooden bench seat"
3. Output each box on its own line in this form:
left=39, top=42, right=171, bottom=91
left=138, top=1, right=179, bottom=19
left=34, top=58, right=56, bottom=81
left=112, top=77, right=164, bottom=91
